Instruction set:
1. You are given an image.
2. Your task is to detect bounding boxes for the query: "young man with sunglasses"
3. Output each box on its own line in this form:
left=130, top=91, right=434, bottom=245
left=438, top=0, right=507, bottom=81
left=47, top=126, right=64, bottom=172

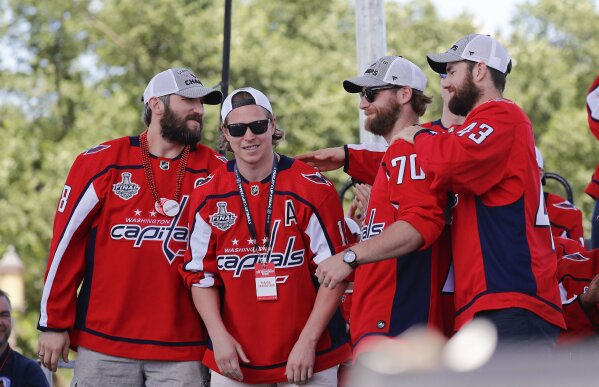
left=38, top=68, right=226, bottom=385
left=180, top=87, right=352, bottom=386
left=301, top=56, right=453, bottom=355
left=397, top=34, right=566, bottom=350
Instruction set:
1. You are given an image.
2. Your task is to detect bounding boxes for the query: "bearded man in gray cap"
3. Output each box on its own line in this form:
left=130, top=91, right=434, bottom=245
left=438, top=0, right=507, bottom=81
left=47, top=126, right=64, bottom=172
left=305, top=56, right=454, bottom=356
left=38, top=68, right=226, bottom=385
left=398, top=34, right=566, bottom=351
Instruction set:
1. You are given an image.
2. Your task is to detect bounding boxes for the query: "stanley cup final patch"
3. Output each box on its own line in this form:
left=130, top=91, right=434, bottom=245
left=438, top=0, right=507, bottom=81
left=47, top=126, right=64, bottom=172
left=210, top=202, right=237, bottom=231
left=112, top=172, right=141, bottom=200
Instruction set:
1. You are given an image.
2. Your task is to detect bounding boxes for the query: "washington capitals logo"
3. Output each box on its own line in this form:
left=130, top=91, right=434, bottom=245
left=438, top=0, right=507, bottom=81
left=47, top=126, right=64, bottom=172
left=562, top=252, right=589, bottom=262
left=553, top=201, right=577, bottom=210
left=112, top=172, right=140, bottom=200
left=195, top=174, right=214, bottom=188
left=302, top=172, right=331, bottom=186
left=110, top=196, right=190, bottom=264
left=210, top=202, right=237, bottom=231
left=84, top=144, right=110, bottom=155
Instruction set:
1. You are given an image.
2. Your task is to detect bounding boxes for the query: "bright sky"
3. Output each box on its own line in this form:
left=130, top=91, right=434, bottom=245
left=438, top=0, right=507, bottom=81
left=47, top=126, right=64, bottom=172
left=429, top=0, right=523, bottom=35
left=428, top=0, right=599, bottom=35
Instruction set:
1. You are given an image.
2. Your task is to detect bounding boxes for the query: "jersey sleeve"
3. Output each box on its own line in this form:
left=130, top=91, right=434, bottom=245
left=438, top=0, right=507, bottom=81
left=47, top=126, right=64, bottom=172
left=39, top=152, right=109, bottom=331
left=413, top=102, right=519, bottom=195
left=587, top=74, right=599, bottom=141
left=557, top=253, right=599, bottom=340
left=383, top=143, right=445, bottom=248
left=179, top=184, right=222, bottom=289
left=344, top=143, right=387, bottom=185
left=305, top=180, right=356, bottom=267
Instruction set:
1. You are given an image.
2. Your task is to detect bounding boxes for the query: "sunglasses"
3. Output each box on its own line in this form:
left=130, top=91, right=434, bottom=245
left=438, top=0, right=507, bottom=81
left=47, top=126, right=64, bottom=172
left=360, top=86, right=401, bottom=103
left=225, top=119, right=270, bottom=137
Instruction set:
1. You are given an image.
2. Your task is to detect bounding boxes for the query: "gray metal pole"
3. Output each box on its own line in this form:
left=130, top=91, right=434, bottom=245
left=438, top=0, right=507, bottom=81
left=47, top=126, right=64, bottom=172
left=354, top=0, right=387, bottom=145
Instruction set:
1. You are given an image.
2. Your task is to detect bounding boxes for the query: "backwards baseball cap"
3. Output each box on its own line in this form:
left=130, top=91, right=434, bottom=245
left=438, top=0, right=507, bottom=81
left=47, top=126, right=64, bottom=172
left=142, top=68, right=222, bottom=105
left=343, top=56, right=427, bottom=93
left=427, top=34, right=512, bottom=75
left=221, top=87, right=273, bottom=121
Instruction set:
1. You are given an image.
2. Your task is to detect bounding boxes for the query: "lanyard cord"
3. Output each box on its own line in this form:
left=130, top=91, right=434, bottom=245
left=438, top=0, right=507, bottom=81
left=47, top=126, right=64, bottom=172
left=234, top=153, right=279, bottom=264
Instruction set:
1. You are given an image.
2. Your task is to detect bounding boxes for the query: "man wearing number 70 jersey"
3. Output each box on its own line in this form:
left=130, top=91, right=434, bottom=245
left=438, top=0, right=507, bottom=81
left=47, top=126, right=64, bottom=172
left=398, top=34, right=566, bottom=350
left=308, top=56, right=454, bottom=356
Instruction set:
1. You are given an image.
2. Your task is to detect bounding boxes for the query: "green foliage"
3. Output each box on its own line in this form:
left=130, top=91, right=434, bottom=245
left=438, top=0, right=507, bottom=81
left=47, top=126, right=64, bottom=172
left=1, top=0, right=599, bottom=360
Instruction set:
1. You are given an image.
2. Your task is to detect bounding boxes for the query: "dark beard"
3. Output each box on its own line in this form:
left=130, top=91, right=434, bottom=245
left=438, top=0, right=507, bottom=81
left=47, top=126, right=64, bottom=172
left=160, top=105, right=203, bottom=146
left=364, top=98, right=401, bottom=137
left=448, top=71, right=481, bottom=117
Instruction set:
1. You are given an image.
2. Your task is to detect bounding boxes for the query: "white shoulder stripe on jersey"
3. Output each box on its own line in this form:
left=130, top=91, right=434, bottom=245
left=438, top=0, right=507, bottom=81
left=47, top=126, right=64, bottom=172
left=559, top=282, right=577, bottom=305
left=185, top=213, right=212, bottom=272
left=587, top=83, right=599, bottom=121
left=347, top=143, right=388, bottom=152
left=193, top=272, right=216, bottom=288
left=40, top=185, right=100, bottom=327
left=306, top=213, right=334, bottom=265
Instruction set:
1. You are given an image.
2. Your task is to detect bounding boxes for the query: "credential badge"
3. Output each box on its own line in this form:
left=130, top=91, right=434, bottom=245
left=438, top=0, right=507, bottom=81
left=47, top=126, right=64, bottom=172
left=210, top=202, right=237, bottom=231
left=112, top=172, right=140, bottom=200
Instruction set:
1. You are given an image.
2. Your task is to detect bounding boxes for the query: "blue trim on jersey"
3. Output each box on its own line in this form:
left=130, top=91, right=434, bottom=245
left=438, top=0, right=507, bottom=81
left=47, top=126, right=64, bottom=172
left=389, top=248, right=433, bottom=336
left=79, top=326, right=208, bottom=347
left=476, top=195, right=537, bottom=294
left=75, top=227, right=97, bottom=330
left=456, top=290, right=563, bottom=316
left=558, top=274, right=594, bottom=283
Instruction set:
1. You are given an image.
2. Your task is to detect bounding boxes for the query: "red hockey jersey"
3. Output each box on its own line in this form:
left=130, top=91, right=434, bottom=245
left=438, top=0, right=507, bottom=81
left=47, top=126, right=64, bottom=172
left=180, top=155, right=352, bottom=384
left=344, top=120, right=456, bottom=343
left=586, top=75, right=599, bottom=200
left=39, top=135, right=226, bottom=360
left=555, top=236, right=587, bottom=259
left=345, top=120, right=454, bottom=185
left=414, top=99, right=566, bottom=330
left=349, top=138, right=453, bottom=352
left=545, top=192, right=585, bottom=246
left=556, top=249, right=599, bottom=344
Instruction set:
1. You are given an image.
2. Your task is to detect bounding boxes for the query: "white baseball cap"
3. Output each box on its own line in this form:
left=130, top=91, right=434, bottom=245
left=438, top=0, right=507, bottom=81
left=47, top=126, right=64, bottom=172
left=221, top=87, right=273, bottom=121
left=427, top=34, right=512, bottom=74
left=142, top=68, right=222, bottom=105
left=343, top=56, right=428, bottom=93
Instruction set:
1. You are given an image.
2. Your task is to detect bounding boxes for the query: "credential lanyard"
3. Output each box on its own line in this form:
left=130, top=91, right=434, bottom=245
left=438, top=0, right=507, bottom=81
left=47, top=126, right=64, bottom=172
left=234, top=153, right=279, bottom=264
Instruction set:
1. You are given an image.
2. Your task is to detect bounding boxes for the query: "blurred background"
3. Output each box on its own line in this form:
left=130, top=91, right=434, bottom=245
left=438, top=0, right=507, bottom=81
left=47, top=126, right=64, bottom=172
left=1, top=0, right=598, bottom=384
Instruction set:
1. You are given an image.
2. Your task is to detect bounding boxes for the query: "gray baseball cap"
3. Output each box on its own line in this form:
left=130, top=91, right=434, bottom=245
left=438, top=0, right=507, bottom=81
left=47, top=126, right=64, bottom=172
left=343, top=56, right=428, bottom=93
left=427, top=34, right=512, bottom=74
left=142, top=68, right=223, bottom=105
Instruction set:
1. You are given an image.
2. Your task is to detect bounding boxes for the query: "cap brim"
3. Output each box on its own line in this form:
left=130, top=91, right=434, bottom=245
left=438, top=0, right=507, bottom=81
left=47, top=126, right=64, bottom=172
left=343, top=76, right=390, bottom=93
left=426, top=52, right=464, bottom=74
left=177, top=87, right=223, bottom=105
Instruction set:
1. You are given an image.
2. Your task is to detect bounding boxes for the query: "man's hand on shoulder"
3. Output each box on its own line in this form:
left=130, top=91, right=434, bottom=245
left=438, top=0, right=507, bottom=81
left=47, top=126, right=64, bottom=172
left=295, top=147, right=345, bottom=172
left=393, top=125, right=423, bottom=144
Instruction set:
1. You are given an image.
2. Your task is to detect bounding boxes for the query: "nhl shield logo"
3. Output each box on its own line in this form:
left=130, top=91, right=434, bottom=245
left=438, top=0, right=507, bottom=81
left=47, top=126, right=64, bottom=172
left=210, top=202, right=237, bottom=231
left=112, top=172, right=140, bottom=200
left=160, top=160, right=170, bottom=170
left=250, top=185, right=259, bottom=196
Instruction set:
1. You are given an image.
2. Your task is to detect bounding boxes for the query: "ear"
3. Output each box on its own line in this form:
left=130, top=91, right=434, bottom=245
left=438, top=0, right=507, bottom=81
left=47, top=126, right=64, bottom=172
left=221, top=124, right=232, bottom=142
left=473, top=62, right=488, bottom=83
left=149, top=97, right=165, bottom=118
left=396, top=86, right=413, bottom=105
